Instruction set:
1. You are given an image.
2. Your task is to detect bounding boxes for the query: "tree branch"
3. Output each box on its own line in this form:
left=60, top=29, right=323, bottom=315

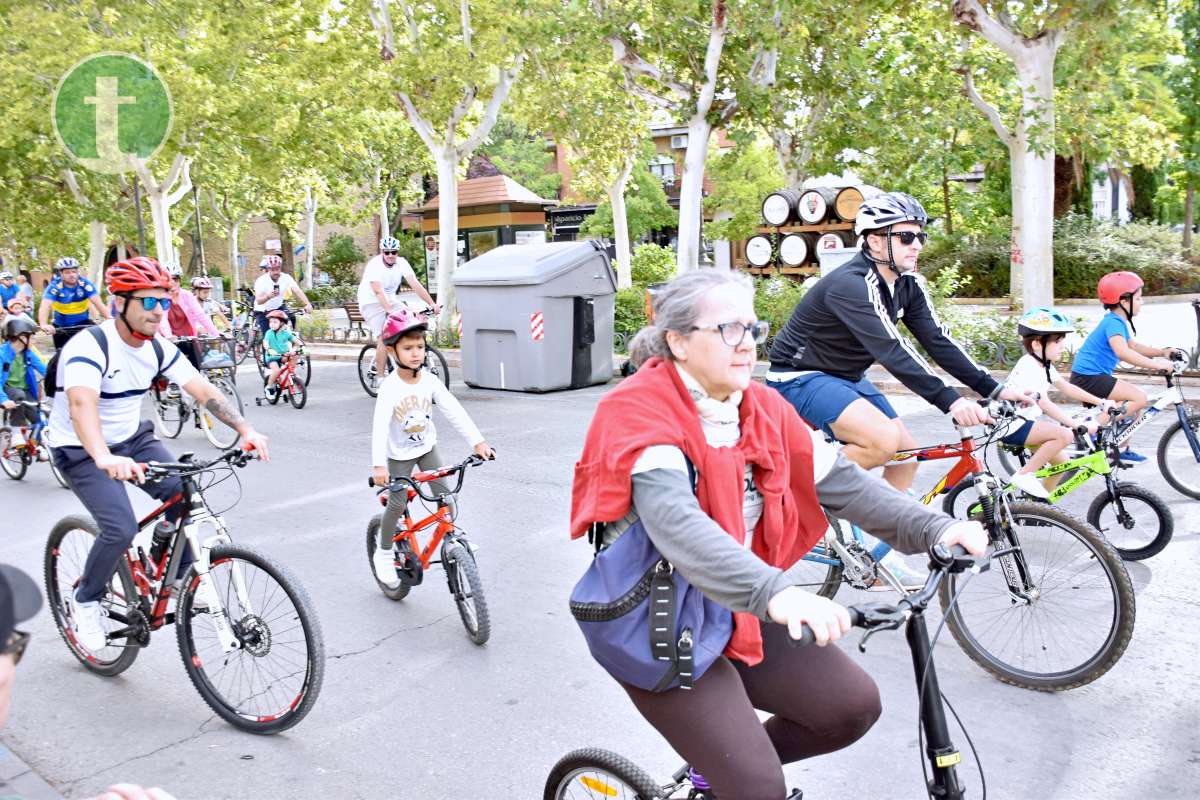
left=607, top=36, right=692, bottom=103
left=165, top=158, right=193, bottom=207
left=368, top=0, right=397, bottom=60
left=62, top=169, right=90, bottom=206
left=459, top=56, right=525, bottom=156
left=396, top=92, right=439, bottom=152
left=952, top=0, right=1026, bottom=61
left=693, top=0, right=728, bottom=119
left=460, top=0, right=471, bottom=53
left=960, top=64, right=1013, bottom=145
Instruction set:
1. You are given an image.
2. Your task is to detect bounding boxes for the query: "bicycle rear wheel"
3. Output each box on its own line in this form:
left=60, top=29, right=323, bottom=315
left=544, top=748, right=663, bottom=800
left=0, top=428, right=28, bottom=480
left=199, top=377, right=242, bottom=449
left=357, top=343, right=388, bottom=397
left=1156, top=411, right=1200, bottom=499
left=44, top=515, right=141, bottom=676
left=444, top=542, right=489, bottom=645
left=365, top=515, right=411, bottom=601
left=938, top=501, right=1135, bottom=691
left=176, top=543, right=325, bottom=734
left=151, top=386, right=186, bottom=439
left=1086, top=483, right=1173, bottom=560
left=426, top=345, right=450, bottom=389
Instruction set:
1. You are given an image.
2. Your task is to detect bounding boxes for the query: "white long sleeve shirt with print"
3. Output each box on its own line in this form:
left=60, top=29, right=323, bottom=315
left=371, top=370, right=484, bottom=465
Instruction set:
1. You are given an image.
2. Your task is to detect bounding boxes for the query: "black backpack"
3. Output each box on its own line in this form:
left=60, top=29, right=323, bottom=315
left=44, top=326, right=164, bottom=397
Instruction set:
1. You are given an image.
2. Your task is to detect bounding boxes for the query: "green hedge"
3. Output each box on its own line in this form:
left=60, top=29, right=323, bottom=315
left=920, top=215, right=1199, bottom=298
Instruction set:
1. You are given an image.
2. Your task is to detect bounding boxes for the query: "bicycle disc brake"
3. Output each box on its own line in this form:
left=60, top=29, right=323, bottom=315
left=395, top=540, right=424, bottom=587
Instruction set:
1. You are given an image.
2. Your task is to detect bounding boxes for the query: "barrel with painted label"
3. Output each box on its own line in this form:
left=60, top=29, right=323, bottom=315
left=816, top=231, right=856, bottom=253
left=761, top=189, right=801, bottom=226
left=778, top=233, right=815, bottom=266
left=745, top=234, right=774, bottom=267
left=796, top=188, right=840, bottom=224
left=834, top=186, right=867, bottom=222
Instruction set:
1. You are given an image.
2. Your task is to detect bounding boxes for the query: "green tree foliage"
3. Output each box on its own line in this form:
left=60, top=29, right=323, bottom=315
left=315, top=233, right=366, bottom=285
left=478, top=117, right=560, bottom=199
left=704, top=138, right=784, bottom=242
left=579, top=154, right=676, bottom=240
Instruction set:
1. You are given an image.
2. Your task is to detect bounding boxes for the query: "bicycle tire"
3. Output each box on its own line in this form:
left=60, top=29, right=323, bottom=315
left=0, top=428, right=28, bottom=480
left=358, top=343, right=383, bottom=397
left=1086, top=483, right=1174, bottom=561
left=151, top=386, right=186, bottom=439
left=297, top=351, right=312, bottom=387
left=941, top=480, right=980, bottom=520
left=365, top=515, right=411, bottom=600
left=544, top=748, right=663, bottom=800
left=49, top=454, right=69, bottom=489
left=288, top=377, right=307, bottom=409
left=254, top=340, right=267, bottom=379
left=444, top=542, right=490, bottom=645
left=233, top=326, right=253, bottom=365
left=938, top=501, right=1135, bottom=691
left=1156, top=411, right=1200, bottom=499
left=176, top=543, right=325, bottom=734
left=426, top=345, right=450, bottom=389
left=199, top=378, right=242, bottom=449
left=995, top=442, right=1022, bottom=480
left=44, top=515, right=141, bottom=676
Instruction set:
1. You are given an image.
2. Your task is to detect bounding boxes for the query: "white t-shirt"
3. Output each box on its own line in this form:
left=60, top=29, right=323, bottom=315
left=357, top=255, right=416, bottom=311
left=1006, top=353, right=1061, bottom=421
left=47, top=320, right=200, bottom=447
left=252, top=272, right=301, bottom=312
left=371, top=370, right=483, bottom=465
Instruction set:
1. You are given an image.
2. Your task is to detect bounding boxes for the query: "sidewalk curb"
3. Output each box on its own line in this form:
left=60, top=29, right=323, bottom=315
left=0, top=742, right=64, bottom=800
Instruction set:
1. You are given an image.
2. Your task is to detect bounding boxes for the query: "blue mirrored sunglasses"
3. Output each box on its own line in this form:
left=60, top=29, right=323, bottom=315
left=133, top=296, right=172, bottom=311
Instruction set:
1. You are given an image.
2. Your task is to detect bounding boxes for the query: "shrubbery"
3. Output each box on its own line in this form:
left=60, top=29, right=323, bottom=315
left=613, top=244, right=678, bottom=347
left=920, top=215, right=1199, bottom=298
left=315, top=233, right=365, bottom=286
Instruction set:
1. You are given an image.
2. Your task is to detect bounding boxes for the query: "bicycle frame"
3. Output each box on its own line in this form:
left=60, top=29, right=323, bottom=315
left=389, top=493, right=455, bottom=570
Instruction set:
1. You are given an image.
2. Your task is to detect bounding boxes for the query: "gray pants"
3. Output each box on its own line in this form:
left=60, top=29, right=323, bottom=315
left=2, top=386, right=37, bottom=427
left=378, top=446, right=450, bottom=550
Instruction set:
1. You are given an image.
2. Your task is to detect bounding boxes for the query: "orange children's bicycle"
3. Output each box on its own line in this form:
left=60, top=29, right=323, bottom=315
left=366, top=454, right=492, bottom=644
left=254, top=348, right=307, bottom=409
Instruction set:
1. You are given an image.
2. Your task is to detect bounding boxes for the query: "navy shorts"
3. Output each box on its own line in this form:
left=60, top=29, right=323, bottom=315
left=1000, top=418, right=1034, bottom=447
left=768, top=372, right=897, bottom=440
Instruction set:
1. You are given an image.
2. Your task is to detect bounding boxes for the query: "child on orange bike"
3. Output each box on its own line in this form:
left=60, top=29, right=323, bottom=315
left=1002, top=308, right=1114, bottom=498
left=369, top=307, right=494, bottom=588
left=261, top=310, right=303, bottom=401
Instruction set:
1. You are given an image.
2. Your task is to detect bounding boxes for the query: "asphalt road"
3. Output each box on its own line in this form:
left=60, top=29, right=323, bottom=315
left=2, top=362, right=1198, bottom=799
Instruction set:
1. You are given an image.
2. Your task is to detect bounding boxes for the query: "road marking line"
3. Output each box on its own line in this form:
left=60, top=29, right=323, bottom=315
left=259, top=481, right=363, bottom=513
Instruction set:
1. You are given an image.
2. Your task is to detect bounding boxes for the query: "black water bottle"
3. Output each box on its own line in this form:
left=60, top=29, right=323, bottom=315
left=149, top=520, right=174, bottom=565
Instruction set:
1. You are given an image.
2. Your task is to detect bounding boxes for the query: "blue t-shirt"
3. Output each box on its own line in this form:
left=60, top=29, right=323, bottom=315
left=0, top=282, right=18, bottom=309
left=1071, top=312, right=1130, bottom=376
left=44, top=278, right=99, bottom=326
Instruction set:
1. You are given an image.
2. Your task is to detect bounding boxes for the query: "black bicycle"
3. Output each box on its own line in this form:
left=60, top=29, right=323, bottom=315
left=44, top=447, right=325, bottom=734
left=545, top=545, right=994, bottom=800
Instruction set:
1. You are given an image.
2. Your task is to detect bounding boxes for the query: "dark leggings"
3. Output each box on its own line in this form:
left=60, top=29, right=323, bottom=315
left=620, top=624, right=881, bottom=800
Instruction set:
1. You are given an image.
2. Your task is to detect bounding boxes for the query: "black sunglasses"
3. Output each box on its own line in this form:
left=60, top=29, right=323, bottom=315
left=2, top=629, right=30, bottom=666
left=382, top=250, right=399, bottom=256
left=884, top=231, right=929, bottom=246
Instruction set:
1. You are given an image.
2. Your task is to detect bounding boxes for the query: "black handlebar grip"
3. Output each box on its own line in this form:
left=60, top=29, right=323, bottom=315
left=1074, top=425, right=1090, bottom=436
left=788, top=625, right=816, bottom=647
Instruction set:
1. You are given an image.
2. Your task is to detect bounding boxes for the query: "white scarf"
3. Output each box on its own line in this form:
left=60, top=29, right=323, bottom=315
left=674, top=362, right=742, bottom=433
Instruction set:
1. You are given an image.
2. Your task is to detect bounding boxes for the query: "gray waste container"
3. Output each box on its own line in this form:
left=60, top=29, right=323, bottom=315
left=453, top=241, right=616, bottom=392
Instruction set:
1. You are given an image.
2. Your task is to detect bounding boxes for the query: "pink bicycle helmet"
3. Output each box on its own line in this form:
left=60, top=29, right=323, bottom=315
left=380, top=306, right=428, bottom=345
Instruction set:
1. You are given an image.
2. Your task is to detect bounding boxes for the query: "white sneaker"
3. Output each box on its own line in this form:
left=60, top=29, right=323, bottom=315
left=1011, top=471, right=1051, bottom=499
left=10, top=430, right=25, bottom=447
left=71, top=591, right=108, bottom=652
left=373, top=548, right=401, bottom=589
left=870, top=551, right=928, bottom=592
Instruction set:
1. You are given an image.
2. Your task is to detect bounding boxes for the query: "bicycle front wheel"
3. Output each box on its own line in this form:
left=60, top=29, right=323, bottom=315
left=0, top=428, right=28, bottom=480
left=426, top=345, right=450, bottom=389
left=176, top=543, right=325, bottom=734
left=44, top=515, right=141, bottom=676
left=1157, top=411, right=1200, bottom=499
left=49, top=453, right=69, bottom=489
left=1087, top=482, right=1174, bottom=560
left=544, top=748, right=663, bottom=800
left=287, top=377, right=307, bottom=409
left=199, top=378, right=242, bottom=450
left=445, top=542, right=489, bottom=645
left=939, top=501, right=1135, bottom=691
left=151, top=386, right=186, bottom=439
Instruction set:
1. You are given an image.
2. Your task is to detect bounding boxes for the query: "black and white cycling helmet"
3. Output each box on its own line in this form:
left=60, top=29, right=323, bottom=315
left=854, top=192, right=929, bottom=236
left=55, top=256, right=81, bottom=271
left=164, top=262, right=183, bottom=279
left=379, top=236, right=401, bottom=252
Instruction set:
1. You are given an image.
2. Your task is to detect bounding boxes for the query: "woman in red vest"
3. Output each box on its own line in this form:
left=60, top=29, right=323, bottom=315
left=571, top=269, right=986, bottom=800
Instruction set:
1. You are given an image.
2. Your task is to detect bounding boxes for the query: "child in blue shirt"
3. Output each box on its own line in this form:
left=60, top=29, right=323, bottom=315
left=1068, top=271, right=1185, bottom=462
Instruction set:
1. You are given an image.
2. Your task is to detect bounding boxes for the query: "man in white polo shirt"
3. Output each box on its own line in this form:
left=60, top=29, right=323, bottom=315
left=357, top=236, right=440, bottom=386
left=253, top=254, right=314, bottom=333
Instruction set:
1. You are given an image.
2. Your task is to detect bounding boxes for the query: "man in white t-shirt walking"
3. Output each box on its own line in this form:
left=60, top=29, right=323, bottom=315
left=357, top=236, right=440, bottom=386
left=49, top=257, right=271, bottom=653
left=253, top=255, right=314, bottom=333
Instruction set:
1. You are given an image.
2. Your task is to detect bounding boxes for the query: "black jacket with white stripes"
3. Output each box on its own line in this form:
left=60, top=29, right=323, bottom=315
left=768, top=250, right=998, bottom=413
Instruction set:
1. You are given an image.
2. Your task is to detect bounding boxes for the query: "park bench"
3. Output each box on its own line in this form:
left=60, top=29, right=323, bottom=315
left=343, top=301, right=366, bottom=337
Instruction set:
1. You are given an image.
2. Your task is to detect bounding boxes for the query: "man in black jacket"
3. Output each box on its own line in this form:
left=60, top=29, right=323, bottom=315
left=767, top=191, right=1028, bottom=491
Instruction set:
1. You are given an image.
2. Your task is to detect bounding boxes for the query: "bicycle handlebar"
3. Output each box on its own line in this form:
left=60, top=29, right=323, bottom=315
left=788, top=544, right=989, bottom=647
left=368, top=453, right=492, bottom=503
left=141, top=444, right=259, bottom=480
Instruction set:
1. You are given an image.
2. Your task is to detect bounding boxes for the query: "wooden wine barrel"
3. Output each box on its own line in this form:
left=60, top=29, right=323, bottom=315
left=779, top=233, right=815, bottom=266
left=833, top=186, right=866, bottom=221
left=816, top=231, right=855, bottom=253
left=761, top=189, right=801, bottom=226
left=797, top=188, right=839, bottom=224
left=745, top=234, right=774, bottom=267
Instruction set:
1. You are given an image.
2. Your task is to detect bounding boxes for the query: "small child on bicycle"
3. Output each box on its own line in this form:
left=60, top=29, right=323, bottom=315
left=369, top=307, right=494, bottom=588
left=1068, top=271, right=1186, bottom=463
left=0, top=317, right=46, bottom=444
left=1001, top=309, right=1117, bottom=498
left=262, top=310, right=302, bottom=401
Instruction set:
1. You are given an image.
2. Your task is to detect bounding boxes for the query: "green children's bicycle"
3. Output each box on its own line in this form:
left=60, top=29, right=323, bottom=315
left=942, top=405, right=1174, bottom=561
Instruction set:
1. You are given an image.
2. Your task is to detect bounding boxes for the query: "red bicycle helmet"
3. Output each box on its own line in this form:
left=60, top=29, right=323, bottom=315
left=266, top=309, right=289, bottom=321
left=1097, top=271, right=1143, bottom=305
left=106, top=257, right=172, bottom=294
left=380, top=306, right=428, bottom=345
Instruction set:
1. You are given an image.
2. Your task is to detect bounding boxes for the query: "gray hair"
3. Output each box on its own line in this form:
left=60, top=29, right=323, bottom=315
left=627, top=268, right=754, bottom=367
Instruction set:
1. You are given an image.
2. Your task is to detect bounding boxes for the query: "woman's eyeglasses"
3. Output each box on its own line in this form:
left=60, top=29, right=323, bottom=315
left=689, top=320, right=770, bottom=347
left=885, top=231, right=929, bottom=246
left=133, top=296, right=172, bottom=311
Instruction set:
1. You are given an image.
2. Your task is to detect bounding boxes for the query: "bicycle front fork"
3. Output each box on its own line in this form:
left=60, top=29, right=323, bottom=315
left=906, top=614, right=966, bottom=800
left=180, top=514, right=243, bottom=653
